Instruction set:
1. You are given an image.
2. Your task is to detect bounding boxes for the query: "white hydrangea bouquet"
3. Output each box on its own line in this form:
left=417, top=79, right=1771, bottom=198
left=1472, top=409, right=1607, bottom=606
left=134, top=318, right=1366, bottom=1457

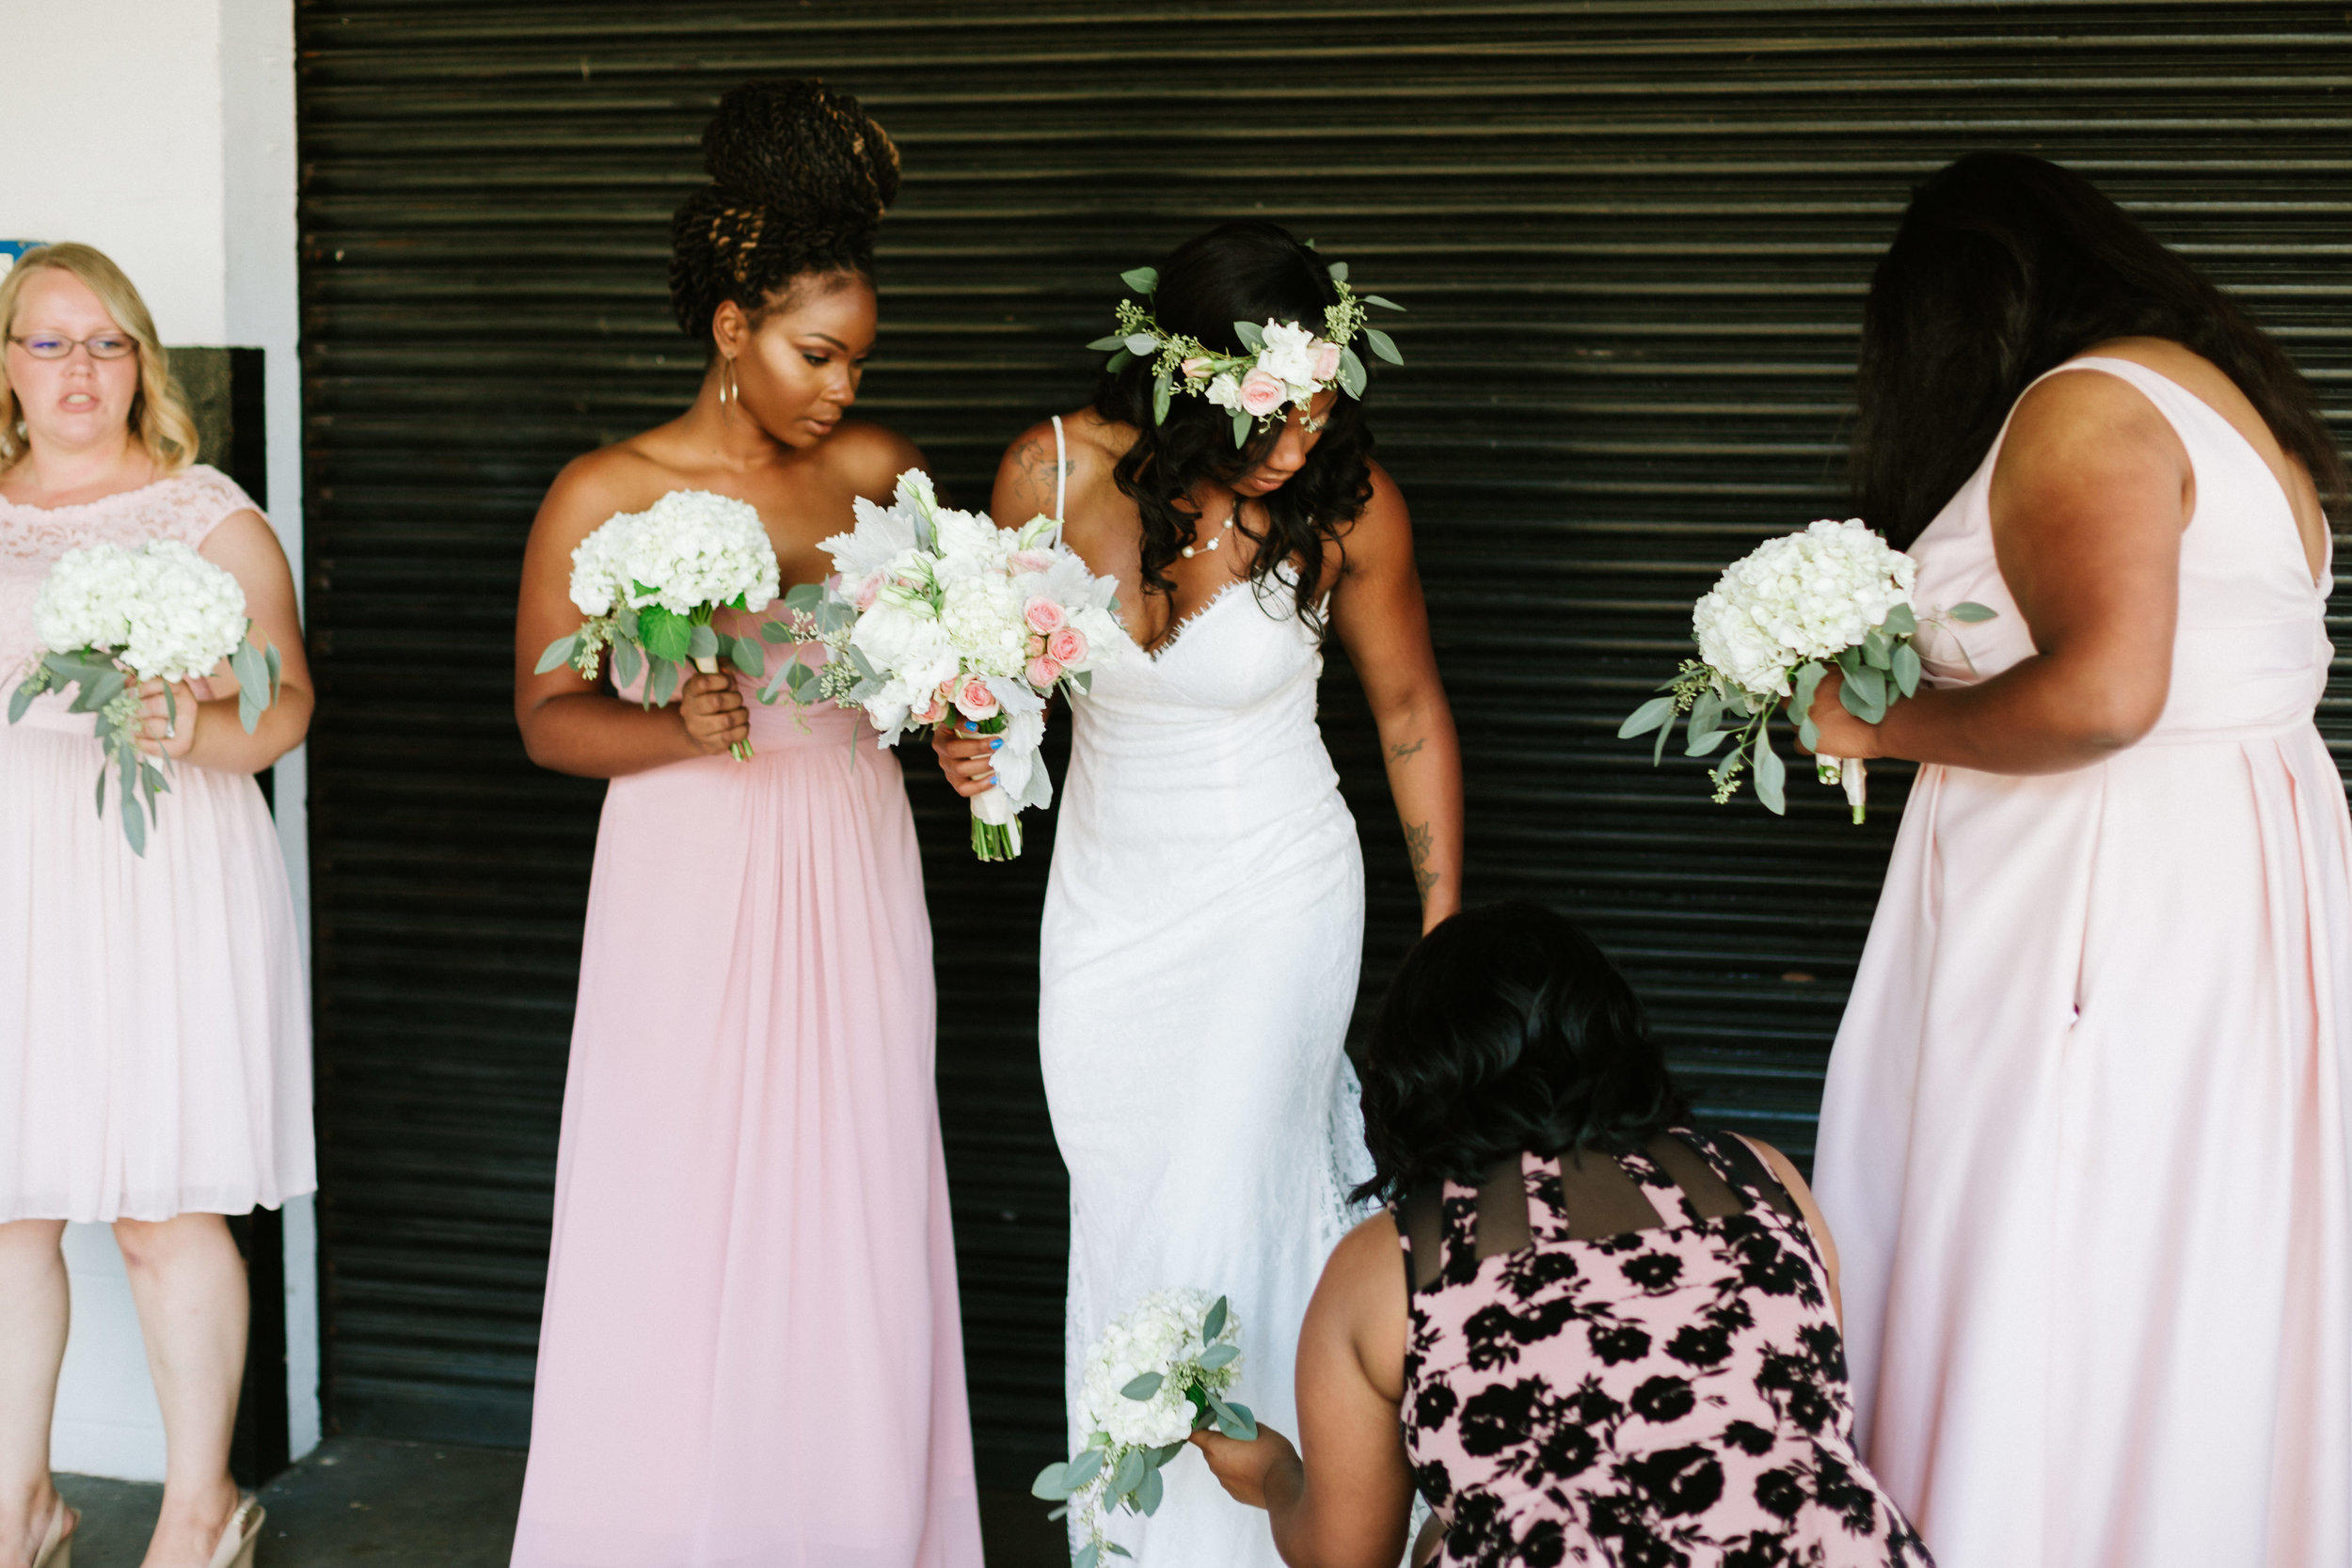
left=1618, top=518, right=1993, bottom=822
left=1031, top=1290, right=1255, bottom=1566
left=534, top=489, right=782, bottom=761
left=8, top=539, right=281, bottom=854
left=768, top=468, right=1127, bottom=861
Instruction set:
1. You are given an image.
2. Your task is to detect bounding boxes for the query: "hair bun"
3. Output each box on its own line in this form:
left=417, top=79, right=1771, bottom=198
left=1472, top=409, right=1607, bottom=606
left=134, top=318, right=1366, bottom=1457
left=669, top=79, right=900, bottom=340
left=702, top=79, right=898, bottom=237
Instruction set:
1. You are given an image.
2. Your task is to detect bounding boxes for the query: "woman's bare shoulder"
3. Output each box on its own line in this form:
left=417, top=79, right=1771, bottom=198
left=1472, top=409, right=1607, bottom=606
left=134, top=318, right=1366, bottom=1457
left=997, top=407, right=1132, bottom=523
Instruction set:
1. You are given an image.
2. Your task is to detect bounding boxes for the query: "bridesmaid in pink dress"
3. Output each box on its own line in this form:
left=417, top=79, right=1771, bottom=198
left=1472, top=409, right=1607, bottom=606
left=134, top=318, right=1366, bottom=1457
left=1808, top=154, right=2352, bottom=1567
left=0, top=246, right=310, bottom=1568
left=507, top=83, right=979, bottom=1567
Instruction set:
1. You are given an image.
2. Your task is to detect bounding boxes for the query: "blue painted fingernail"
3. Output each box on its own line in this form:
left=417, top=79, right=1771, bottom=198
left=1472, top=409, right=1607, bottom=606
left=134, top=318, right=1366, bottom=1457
left=988, top=773, right=998, bottom=785
left=989, top=738, right=1002, bottom=751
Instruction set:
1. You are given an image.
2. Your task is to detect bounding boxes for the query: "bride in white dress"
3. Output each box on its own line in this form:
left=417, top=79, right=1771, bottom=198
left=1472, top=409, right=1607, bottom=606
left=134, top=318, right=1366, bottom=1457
left=936, top=220, right=1461, bottom=1566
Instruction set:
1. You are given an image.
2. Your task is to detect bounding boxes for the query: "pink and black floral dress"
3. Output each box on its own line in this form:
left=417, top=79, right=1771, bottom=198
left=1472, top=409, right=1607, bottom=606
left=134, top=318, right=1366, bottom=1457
left=1394, top=1132, right=1931, bottom=1568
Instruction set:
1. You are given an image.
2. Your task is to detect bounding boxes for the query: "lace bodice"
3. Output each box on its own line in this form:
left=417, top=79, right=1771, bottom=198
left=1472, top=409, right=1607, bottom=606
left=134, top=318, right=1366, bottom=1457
left=0, top=466, right=262, bottom=674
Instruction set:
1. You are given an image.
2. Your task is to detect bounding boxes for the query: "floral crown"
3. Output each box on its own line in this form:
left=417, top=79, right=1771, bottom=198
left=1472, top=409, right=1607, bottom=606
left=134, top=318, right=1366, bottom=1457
left=1087, top=252, right=1405, bottom=447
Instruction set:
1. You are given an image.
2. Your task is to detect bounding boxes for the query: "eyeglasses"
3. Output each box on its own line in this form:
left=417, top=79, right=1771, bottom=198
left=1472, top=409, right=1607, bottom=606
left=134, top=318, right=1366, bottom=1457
left=7, top=333, right=136, bottom=360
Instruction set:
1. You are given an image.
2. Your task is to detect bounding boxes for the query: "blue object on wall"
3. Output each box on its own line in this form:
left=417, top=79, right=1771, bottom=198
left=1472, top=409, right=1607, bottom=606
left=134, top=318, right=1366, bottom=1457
left=0, top=241, right=40, bottom=263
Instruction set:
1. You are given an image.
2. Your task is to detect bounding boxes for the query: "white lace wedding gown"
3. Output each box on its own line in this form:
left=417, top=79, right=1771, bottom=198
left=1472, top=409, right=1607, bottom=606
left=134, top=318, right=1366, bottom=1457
left=1039, top=424, right=1373, bottom=1566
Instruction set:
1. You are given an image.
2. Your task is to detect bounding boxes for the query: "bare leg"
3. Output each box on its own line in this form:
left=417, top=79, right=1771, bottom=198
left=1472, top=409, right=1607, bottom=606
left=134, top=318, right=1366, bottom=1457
left=0, top=1219, right=70, bottom=1568
left=113, top=1215, right=245, bottom=1568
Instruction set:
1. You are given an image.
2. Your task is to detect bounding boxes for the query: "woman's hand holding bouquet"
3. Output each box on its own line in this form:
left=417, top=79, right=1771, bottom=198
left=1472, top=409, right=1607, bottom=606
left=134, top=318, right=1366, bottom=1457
left=771, top=469, right=1127, bottom=859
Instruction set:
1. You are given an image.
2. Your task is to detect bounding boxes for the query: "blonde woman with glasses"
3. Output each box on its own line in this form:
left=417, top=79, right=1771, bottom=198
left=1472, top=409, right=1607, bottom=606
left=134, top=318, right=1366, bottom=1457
left=0, top=245, right=312, bottom=1568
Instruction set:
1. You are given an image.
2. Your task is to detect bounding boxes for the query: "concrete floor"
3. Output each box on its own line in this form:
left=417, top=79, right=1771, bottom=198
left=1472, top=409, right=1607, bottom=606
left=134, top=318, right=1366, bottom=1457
left=58, top=1438, right=1065, bottom=1566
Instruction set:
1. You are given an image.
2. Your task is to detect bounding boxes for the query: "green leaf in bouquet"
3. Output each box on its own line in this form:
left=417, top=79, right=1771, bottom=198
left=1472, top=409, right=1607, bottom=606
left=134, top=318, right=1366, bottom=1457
left=1791, top=661, right=1829, bottom=752
left=1152, top=370, right=1172, bottom=426
left=640, top=605, right=692, bottom=663
left=1363, top=326, right=1403, bottom=367
left=8, top=666, right=50, bottom=722
left=1214, top=1396, right=1259, bottom=1441
left=818, top=600, right=856, bottom=637
left=1233, top=320, right=1266, bottom=352
left=1882, top=602, right=1918, bottom=637
left=1337, top=346, right=1367, bottom=400
left=119, top=751, right=148, bottom=855
left=1086, top=334, right=1129, bottom=352
left=1203, top=1296, right=1229, bottom=1340
left=1687, top=688, right=1724, bottom=740
left=1148, top=1442, right=1186, bottom=1467
left=1686, top=726, right=1731, bottom=756
left=1045, top=1505, right=1068, bottom=1522
left=727, top=634, right=764, bottom=678
left=1862, top=629, right=1894, bottom=671
left=1892, top=641, right=1922, bottom=698
left=1231, top=410, right=1252, bottom=448
left=93, top=754, right=107, bottom=817
left=1753, top=717, right=1788, bottom=816
left=1071, top=667, right=1094, bottom=695
left=612, top=640, right=644, bottom=691
left=1361, top=293, right=1406, bottom=311
left=613, top=604, right=641, bottom=640
left=1948, top=601, right=1997, bottom=623
left=1073, top=1544, right=1100, bottom=1568
left=1326, top=260, right=1350, bottom=283
left=1120, top=1371, right=1164, bottom=1401
left=1198, top=1341, right=1239, bottom=1370
left=1653, top=709, right=1677, bottom=766
left=1111, top=1449, right=1148, bottom=1498
left=783, top=582, right=825, bottom=614
left=1136, top=1465, right=1165, bottom=1516
left=646, top=655, right=680, bottom=708
left=687, top=622, right=721, bottom=662
left=1120, top=266, right=1160, bottom=294
left=1842, top=663, right=1886, bottom=720
left=1106, top=1546, right=1134, bottom=1560
left=1067, top=1447, right=1106, bottom=1487
left=534, top=634, right=580, bottom=675
left=1031, top=1461, right=1073, bottom=1500
left=1617, top=695, right=1675, bottom=740
left=758, top=620, right=794, bottom=644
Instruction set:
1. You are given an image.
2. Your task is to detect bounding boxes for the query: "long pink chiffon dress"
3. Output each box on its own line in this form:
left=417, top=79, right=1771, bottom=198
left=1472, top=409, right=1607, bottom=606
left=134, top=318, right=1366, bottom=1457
left=1814, top=356, right=2352, bottom=1567
left=509, top=637, right=983, bottom=1568
left=0, top=467, right=312, bottom=1223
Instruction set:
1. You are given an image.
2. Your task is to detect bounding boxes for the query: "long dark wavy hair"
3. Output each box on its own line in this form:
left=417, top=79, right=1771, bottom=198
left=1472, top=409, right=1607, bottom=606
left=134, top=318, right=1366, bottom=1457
left=668, top=79, right=900, bottom=348
left=1091, top=220, right=1378, bottom=629
left=1353, top=902, right=1688, bottom=1204
left=1851, top=151, right=2347, bottom=547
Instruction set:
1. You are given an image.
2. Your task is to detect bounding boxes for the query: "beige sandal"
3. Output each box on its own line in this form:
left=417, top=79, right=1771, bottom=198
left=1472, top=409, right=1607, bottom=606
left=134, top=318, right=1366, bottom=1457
left=31, top=1499, right=78, bottom=1568
left=206, top=1495, right=264, bottom=1568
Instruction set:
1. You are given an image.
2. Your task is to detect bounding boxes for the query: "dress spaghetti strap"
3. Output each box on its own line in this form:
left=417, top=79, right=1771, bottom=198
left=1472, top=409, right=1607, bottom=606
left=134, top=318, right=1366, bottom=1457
left=1050, top=413, right=1067, bottom=521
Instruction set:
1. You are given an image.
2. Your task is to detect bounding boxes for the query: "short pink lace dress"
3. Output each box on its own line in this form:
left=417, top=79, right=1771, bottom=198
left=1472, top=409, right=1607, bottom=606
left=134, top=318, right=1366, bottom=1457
left=0, top=466, right=313, bottom=1222
left=1396, top=1132, right=1931, bottom=1568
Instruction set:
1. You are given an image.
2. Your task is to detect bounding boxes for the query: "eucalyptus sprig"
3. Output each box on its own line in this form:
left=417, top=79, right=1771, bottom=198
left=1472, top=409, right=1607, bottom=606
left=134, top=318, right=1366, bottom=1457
left=537, top=582, right=780, bottom=760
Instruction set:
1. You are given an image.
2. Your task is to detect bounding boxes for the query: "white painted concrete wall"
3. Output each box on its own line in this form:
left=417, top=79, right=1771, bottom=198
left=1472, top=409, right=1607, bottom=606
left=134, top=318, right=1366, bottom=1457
left=1, top=0, right=319, bottom=1478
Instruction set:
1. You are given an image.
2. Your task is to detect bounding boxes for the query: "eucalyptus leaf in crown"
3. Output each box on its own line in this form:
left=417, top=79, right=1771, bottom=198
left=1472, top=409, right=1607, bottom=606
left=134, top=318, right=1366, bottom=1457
left=1087, top=255, right=1406, bottom=447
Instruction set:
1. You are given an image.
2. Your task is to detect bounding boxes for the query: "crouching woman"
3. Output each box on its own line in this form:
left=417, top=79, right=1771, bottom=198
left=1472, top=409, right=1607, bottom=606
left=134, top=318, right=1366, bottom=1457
left=1192, top=902, right=1933, bottom=1568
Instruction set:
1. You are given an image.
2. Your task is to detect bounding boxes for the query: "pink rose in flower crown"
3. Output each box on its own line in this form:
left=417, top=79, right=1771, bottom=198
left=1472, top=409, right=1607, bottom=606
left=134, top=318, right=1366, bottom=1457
left=1025, top=655, right=1064, bottom=689
left=1181, top=356, right=1213, bottom=381
left=1309, top=341, right=1343, bottom=384
left=1009, top=549, right=1057, bottom=576
left=1045, top=626, right=1088, bottom=668
left=953, top=673, right=1000, bottom=722
left=1238, top=367, right=1287, bottom=418
left=1023, top=596, right=1068, bottom=636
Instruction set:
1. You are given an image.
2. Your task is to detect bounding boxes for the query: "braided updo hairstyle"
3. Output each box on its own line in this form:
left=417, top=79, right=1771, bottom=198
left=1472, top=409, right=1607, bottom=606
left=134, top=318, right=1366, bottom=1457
left=669, top=79, right=900, bottom=347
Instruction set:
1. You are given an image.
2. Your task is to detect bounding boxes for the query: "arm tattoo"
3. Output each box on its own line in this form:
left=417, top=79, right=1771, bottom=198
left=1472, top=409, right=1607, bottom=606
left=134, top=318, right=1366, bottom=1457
left=1011, top=433, right=1069, bottom=515
left=1386, top=736, right=1425, bottom=765
left=1404, top=818, right=1439, bottom=897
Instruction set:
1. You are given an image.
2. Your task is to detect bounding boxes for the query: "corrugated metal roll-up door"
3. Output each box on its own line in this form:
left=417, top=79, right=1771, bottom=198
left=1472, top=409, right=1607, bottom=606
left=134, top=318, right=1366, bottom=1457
left=296, top=2, right=2352, bottom=1470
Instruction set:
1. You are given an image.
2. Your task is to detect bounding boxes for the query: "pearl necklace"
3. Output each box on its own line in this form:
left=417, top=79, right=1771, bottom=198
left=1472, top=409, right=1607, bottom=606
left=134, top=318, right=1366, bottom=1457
left=1181, top=504, right=1237, bottom=560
